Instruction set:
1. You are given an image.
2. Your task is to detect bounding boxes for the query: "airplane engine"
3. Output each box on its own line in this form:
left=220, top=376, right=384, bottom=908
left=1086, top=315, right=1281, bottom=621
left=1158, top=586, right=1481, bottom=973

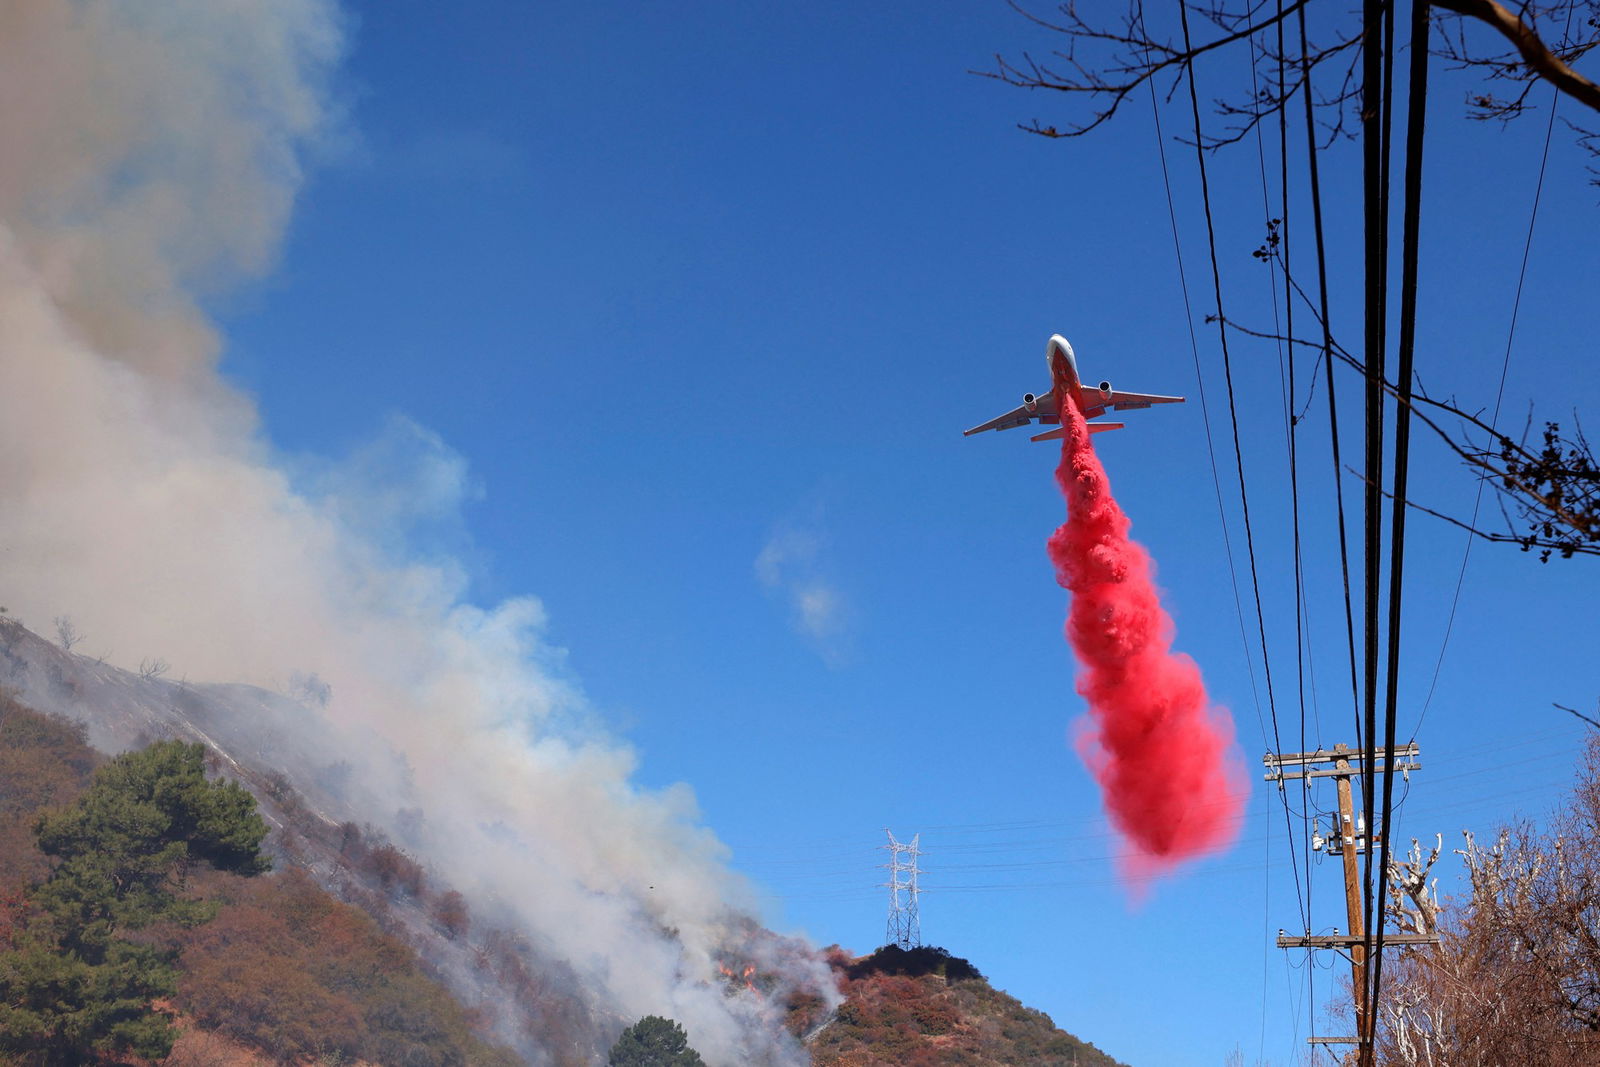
left=1097, top=381, right=1114, bottom=401
left=1022, top=392, right=1038, bottom=413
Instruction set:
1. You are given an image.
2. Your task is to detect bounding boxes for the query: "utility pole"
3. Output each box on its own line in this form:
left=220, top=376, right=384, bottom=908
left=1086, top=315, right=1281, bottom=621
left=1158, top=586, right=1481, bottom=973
left=1264, top=742, right=1433, bottom=1064
left=881, top=829, right=922, bottom=950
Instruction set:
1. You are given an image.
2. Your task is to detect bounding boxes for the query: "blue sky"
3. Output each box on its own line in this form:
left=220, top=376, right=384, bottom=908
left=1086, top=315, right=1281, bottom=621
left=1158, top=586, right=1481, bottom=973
left=214, top=3, right=1599, bottom=1064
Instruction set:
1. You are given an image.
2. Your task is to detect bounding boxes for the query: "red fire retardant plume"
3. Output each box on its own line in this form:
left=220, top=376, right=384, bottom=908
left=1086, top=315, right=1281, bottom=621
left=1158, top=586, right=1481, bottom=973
left=1047, top=398, right=1245, bottom=886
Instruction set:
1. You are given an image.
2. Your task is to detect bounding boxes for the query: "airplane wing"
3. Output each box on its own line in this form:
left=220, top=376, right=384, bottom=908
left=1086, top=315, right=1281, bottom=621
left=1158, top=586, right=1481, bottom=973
left=963, top=391, right=1058, bottom=436
left=1105, top=390, right=1184, bottom=411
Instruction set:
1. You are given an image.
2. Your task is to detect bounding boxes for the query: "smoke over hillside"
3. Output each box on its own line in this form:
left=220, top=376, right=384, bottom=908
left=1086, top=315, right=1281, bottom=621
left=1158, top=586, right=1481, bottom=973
left=0, top=3, right=829, bottom=1062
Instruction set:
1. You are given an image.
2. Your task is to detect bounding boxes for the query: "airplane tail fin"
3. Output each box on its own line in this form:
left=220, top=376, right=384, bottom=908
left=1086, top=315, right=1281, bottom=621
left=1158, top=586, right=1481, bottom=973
left=1030, top=422, right=1123, bottom=442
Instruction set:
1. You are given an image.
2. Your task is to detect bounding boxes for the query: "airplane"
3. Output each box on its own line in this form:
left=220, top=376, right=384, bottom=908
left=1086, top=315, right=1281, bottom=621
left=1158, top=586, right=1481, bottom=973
left=963, top=334, right=1184, bottom=441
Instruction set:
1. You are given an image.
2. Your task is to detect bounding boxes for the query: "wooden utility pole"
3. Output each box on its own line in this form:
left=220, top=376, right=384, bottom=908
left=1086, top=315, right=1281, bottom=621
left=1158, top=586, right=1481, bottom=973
left=1334, top=744, right=1371, bottom=1032
left=1264, top=742, right=1432, bottom=1064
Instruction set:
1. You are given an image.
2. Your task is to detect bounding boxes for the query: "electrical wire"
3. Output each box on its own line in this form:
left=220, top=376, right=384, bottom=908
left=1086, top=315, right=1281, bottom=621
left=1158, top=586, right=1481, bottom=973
left=1356, top=1, right=1397, bottom=1052
left=1412, top=4, right=1571, bottom=741
left=1253, top=0, right=1322, bottom=1047
left=1147, top=49, right=1268, bottom=741
left=1144, top=31, right=1317, bottom=1056
left=1176, top=0, right=1308, bottom=938
left=1366, top=3, right=1432, bottom=1052
left=1296, top=2, right=1362, bottom=747
left=1287, top=29, right=1361, bottom=1051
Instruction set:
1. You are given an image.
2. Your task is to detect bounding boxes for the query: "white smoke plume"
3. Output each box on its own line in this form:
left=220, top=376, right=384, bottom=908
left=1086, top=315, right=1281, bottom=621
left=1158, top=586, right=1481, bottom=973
left=755, top=516, right=851, bottom=664
left=0, top=3, right=832, bottom=1062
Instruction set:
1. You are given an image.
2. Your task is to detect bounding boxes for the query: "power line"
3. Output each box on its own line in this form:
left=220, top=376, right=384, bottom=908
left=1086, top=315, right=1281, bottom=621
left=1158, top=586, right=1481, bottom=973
left=1296, top=1, right=1361, bottom=752
left=1273, top=1, right=1319, bottom=1047
left=1146, top=46, right=1267, bottom=739
left=1366, top=2, right=1433, bottom=1051
left=1176, top=0, right=1306, bottom=935
left=1356, top=2, right=1397, bottom=1052
left=1413, top=4, right=1571, bottom=740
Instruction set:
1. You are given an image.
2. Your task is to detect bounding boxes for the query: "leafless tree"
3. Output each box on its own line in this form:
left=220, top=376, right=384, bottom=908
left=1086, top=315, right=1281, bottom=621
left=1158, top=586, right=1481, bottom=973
left=1386, top=834, right=1443, bottom=936
left=163, top=1028, right=238, bottom=1067
left=52, top=615, right=82, bottom=652
left=138, top=656, right=170, bottom=680
left=1370, top=735, right=1600, bottom=1065
left=162, top=1030, right=243, bottom=1067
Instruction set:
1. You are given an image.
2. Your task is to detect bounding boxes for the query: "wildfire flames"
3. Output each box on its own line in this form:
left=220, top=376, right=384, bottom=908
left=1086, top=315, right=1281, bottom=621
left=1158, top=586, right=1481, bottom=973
left=719, top=963, right=758, bottom=993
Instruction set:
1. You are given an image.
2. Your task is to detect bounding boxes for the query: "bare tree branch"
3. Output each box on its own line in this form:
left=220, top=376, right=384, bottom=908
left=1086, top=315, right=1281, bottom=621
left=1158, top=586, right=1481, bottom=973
left=1212, top=309, right=1600, bottom=560
left=53, top=615, right=82, bottom=652
left=1434, top=0, right=1600, bottom=114
left=1557, top=701, right=1600, bottom=730
left=988, top=1, right=1600, bottom=170
left=1387, top=835, right=1443, bottom=936
left=976, top=0, right=1334, bottom=141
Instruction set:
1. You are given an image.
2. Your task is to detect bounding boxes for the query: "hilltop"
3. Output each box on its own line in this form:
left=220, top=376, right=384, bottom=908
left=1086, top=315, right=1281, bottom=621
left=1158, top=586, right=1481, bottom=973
left=806, top=945, right=1129, bottom=1067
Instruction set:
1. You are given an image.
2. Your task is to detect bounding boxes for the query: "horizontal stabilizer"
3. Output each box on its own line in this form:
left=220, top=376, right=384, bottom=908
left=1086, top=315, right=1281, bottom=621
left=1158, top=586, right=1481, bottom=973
left=1029, top=422, right=1124, bottom=442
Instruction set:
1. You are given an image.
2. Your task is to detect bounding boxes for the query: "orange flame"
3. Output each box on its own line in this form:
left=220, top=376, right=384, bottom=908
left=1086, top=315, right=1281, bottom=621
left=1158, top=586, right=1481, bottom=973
left=718, top=961, right=758, bottom=992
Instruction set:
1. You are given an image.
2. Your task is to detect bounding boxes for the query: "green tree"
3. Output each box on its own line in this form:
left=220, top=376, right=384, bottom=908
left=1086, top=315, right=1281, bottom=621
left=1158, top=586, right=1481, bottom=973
left=0, top=740, right=270, bottom=1065
left=607, top=1015, right=706, bottom=1067
left=0, top=935, right=176, bottom=1064
left=32, top=740, right=269, bottom=946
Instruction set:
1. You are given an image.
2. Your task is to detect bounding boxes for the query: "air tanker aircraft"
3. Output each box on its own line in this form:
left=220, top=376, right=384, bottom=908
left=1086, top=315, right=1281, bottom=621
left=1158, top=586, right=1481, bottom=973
left=963, top=334, right=1184, bottom=441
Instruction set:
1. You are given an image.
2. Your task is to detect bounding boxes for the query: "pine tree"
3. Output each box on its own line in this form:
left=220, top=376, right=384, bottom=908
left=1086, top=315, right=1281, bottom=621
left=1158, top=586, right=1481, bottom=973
left=607, top=1014, right=707, bottom=1067
left=0, top=740, right=270, bottom=1065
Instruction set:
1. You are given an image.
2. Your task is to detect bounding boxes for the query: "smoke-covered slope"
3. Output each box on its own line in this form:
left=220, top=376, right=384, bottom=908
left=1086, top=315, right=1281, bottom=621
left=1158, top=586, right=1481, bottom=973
left=2, top=621, right=1136, bottom=1066
left=0, top=692, right=521, bottom=1066
left=0, top=616, right=826, bottom=1065
left=0, top=5, right=839, bottom=1062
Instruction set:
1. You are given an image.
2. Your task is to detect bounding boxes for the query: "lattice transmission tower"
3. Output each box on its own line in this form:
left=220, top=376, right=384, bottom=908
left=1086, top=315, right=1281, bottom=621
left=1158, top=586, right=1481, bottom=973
left=881, top=829, right=922, bottom=950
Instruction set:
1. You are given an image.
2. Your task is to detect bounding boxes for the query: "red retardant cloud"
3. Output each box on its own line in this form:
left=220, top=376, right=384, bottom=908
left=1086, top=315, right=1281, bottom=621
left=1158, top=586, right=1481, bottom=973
left=1046, top=399, right=1245, bottom=887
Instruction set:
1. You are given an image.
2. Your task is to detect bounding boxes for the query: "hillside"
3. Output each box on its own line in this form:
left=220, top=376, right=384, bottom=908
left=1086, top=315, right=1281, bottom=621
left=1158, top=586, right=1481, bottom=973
left=0, top=618, right=843, bottom=1064
left=0, top=615, right=610, bottom=1064
left=1, top=618, right=1132, bottom=1066
left=807, top=946, right=1129, bottom=1067
left=0, top=695, right=522, bottom=1066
